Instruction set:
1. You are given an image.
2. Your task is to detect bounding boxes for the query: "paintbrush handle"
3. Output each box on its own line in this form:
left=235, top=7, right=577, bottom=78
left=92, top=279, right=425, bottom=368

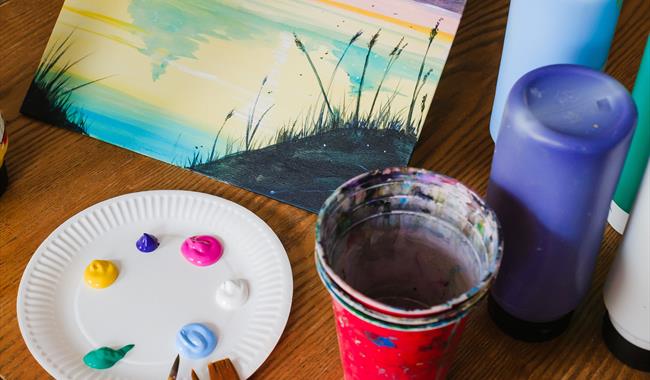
left=208, top=358, right=239, bottom=380
left=167, top=354, right=180, bottom=380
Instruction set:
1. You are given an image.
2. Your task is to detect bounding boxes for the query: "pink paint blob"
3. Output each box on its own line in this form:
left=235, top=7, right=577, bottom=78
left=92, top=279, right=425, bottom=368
left=180, top=235, right=223, bottom=267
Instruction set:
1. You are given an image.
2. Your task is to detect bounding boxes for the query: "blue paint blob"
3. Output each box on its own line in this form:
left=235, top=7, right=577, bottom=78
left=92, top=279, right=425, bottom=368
left=176, top=323, right=217, bottom=359
left=136, top=233, right=159, bottom=253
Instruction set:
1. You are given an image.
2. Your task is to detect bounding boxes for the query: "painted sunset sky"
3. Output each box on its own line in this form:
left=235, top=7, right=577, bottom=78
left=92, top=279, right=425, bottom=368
left=38, top=0, right=464, bottom=163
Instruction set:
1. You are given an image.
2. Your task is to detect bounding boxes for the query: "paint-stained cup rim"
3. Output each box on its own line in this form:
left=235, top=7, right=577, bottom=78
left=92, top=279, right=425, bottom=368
left=315, top=167, right=503, bottom=319
left=316, top=254, right=468, bottom=328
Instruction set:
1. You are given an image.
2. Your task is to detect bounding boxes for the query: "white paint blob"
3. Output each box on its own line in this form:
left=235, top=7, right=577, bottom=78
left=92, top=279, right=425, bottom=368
left=216, top=279, right=249, bottom=310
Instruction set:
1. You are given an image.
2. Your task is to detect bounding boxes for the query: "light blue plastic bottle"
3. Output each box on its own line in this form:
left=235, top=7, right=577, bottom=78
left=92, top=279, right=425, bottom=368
left=490, top=0, right=623, bottom=141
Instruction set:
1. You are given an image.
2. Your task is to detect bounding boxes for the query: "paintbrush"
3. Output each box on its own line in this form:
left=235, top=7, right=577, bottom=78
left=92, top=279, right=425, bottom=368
left=191, top=369, right=200, bottom=380
left=208, top=358, right=239, bottom=380
left=168, top=354, right=180, bottom=380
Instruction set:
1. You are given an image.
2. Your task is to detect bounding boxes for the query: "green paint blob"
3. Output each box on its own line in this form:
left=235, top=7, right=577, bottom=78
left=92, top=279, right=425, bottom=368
left=83, top=344, right=134, bottom=370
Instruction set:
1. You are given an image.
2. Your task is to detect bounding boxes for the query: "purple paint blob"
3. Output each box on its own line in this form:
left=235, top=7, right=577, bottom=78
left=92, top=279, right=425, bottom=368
left=331, top=213, right=480, bottom=310
left=136, top=233, right=159, bottom=253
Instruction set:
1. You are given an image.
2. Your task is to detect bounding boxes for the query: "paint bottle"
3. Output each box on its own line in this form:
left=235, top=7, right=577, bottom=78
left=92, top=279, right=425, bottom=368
left=603, top=162, right=650, bottom=372
left=487, top=65, right=637, bottom=341
left=490, top=0, right=622, bottom=141
left=608, top=35, right=650, bottom=233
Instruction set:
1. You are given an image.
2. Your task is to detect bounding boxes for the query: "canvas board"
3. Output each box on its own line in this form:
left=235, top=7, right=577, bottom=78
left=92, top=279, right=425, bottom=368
left=22, top=0, right=467, bottom=212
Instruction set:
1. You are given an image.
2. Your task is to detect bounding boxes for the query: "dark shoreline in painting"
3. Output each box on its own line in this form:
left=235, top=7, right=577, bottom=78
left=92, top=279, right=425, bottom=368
left=20, top=33, right=93, bottom=135
left=193, top=128, right=417, bottom=212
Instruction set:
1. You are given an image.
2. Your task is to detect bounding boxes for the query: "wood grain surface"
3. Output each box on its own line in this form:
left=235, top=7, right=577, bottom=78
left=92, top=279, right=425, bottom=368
left=1, top=0, right=649, bottom=379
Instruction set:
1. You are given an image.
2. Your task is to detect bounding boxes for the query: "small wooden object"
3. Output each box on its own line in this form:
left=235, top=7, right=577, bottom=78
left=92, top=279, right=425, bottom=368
left=191, top=369, right=200, bottom=380
left=208, top=358, right=239, bottom=380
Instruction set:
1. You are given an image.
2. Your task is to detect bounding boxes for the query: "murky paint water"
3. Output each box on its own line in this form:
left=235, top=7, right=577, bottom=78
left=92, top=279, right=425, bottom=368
left=332, top=212, right=480, bottom=309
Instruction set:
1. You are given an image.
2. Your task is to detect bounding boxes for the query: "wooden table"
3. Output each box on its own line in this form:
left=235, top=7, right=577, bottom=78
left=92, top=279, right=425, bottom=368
left=1, top=0, right=649, bottom=378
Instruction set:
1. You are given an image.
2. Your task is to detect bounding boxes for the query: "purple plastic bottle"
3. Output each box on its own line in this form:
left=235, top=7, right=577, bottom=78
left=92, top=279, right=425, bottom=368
left=487, top=65, right=637, bottom=341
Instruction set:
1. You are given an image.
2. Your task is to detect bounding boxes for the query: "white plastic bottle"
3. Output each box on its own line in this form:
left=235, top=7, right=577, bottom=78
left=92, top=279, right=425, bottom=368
left=603, top=161, right=650, bottom=371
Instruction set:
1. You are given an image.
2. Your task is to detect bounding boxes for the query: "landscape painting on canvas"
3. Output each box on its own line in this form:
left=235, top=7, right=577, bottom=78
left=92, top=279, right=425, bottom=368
left=22, top=0, right=467, bottom=211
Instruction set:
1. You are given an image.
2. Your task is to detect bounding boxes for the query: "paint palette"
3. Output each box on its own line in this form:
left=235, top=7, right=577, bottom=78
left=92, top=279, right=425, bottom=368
left=17, top=191, right=293, bottom=379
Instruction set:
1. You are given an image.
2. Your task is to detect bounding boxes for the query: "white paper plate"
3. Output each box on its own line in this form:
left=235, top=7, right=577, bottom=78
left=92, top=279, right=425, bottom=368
left=17, top=190, right=293, bottom=380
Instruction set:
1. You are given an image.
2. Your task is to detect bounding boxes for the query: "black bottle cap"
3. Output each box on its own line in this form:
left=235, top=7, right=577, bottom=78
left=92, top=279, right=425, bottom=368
left=603, top=312, right=650, bottom=372
left=488, top=294, right=573, bottom=342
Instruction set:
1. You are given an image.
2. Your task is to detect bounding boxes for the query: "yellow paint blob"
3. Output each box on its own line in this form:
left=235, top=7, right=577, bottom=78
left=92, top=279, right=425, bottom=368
left=84, top=260, right=119, bottom=289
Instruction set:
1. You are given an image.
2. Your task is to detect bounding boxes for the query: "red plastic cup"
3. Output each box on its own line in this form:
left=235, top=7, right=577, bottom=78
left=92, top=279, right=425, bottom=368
left=316, top=168, right=502, bottom=379
left=318, top=257, right=469, bottom=379
left=332, top=300, right=467, bottom=379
